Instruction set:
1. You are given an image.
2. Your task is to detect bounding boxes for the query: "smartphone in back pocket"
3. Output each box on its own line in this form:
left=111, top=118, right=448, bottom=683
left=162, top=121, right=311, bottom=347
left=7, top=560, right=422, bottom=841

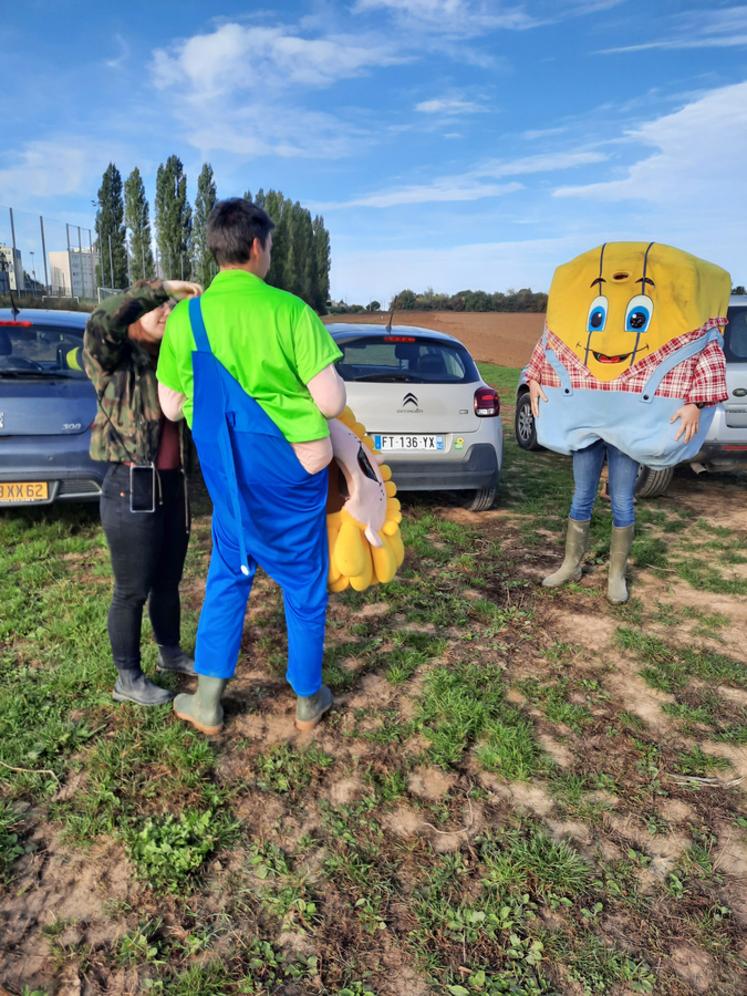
left=129, top=464, right=156, bottom=513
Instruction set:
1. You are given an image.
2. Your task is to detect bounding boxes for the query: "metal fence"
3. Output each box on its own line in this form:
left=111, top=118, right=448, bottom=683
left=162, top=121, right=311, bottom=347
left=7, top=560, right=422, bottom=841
left=0, top=204, right=105, bottom=304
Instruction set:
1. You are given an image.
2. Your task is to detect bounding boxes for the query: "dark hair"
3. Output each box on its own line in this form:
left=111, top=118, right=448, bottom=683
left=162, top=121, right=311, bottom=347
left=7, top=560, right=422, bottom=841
left=207, top=198, right=275, bottom=266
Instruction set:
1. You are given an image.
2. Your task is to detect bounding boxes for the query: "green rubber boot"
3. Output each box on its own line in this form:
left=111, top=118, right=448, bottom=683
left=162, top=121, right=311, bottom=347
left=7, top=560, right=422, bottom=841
left=173, top=675, right=227, bottom=735
left=542, top=519, right=590, bottom=588
left=607, top=524, right=635, bottom=604
left=295, top=685, right=333, bottom=732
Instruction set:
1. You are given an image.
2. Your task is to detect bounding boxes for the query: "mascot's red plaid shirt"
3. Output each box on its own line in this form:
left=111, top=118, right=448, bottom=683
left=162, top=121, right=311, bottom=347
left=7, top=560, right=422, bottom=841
left=524, top=318, right=728, bottom=405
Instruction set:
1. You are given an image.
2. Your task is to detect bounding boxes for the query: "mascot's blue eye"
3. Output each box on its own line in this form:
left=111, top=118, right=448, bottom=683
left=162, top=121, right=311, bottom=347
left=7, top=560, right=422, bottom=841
left=587, top=295, right=608, bottom=332
left=625, top=294, right=654, bottom=333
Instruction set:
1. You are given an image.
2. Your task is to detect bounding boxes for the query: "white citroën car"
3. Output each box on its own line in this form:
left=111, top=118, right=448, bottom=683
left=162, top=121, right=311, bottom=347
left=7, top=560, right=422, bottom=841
left=328, top=323, right=503, bottom=511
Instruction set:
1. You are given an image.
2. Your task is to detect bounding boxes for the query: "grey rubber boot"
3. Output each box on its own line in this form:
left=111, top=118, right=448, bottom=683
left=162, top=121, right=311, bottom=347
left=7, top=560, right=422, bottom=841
left=173, top=675, right=227, bottom=735
left=542, top=519, right=590, bottom=588
left=607, top=524, right=635, bottom=604
left=113, top=667, right=174, bottom=706
left=157, top=645, right=196, bottom=676
left=296, top=685, right=333, bottom=732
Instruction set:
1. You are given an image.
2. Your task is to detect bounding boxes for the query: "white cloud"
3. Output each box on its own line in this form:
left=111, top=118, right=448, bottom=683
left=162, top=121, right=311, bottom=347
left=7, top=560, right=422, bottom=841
left=521, top=125, right=569, bottom=140
left=153, top=22, right=407, bottom=100
left=415, top=97, right=485, bottom=113
left=354, top=0, right=624, bottom=35
left=601, top=6, right=747, bottom=53
left=353, top=0, right=537, bottom=32
left=103, top=33, right=130, bottom=70
left=0, top=139, right=108, bottom=206
left=554, top=81, right=747, bottom=209
left=320, top=149, right=606, bottom=208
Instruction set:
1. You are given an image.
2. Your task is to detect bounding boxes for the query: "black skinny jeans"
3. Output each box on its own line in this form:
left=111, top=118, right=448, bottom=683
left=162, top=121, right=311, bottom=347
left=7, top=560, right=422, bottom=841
left=100, top=464, right=190, bottom=670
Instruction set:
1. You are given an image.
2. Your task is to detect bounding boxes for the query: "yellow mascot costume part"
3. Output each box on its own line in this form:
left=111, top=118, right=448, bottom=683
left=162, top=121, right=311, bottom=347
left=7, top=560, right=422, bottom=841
left=326, top=407, right=404, bottom=592
left=527, top=241, right=730, bottom=468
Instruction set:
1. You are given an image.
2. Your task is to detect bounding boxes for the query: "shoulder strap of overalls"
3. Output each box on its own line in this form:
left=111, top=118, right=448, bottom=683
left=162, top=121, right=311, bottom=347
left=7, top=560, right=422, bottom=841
left=187, top=294, right=252, bottom=577
left=544, top=346, right=573, bottom=394
left=188, top=296, right=211, bottom=353
left=639, top=326, right=722, bottom=404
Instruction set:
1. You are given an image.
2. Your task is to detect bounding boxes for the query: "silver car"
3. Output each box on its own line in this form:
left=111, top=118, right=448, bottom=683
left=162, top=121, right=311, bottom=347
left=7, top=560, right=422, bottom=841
left=514, top=296, right=747, bottom=496
left=329, top=324, right=503, bottom=510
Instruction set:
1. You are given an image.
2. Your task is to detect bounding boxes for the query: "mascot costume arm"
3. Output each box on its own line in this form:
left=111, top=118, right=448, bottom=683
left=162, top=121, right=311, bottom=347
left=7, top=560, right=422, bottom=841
left=326, top=407, right=404, bottom=592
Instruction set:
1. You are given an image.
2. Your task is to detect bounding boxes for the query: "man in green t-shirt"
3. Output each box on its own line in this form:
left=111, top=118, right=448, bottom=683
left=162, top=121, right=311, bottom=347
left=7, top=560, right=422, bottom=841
left=156, top=198, right=346, bottom=736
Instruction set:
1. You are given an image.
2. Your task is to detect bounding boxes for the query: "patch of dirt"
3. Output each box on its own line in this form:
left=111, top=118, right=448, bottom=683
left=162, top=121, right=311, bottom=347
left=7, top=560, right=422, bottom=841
left=382, top=805, right=423, bottom=838
left=701, top=740, right=747, bottom=780
left=407, top=766, right=456, bottom=801
left=537, top=733, right=573, bottom=767
left=479, top=773, right=555, bottom=817
left=344, top=672, right=395, bottom=711
left=656, top=797, right=696, bottom=824
left=604, top=659, right=677, bottom=734
left=324, top=311, right=544, bottom=368
left=0, top=828, right=134, bottom=992
left=327, top=775, right=366, bottom=807
left=551, top=610, right=620, bottom=657
left=669, top=943, right=716, bottom=993
left=604, top=812, right=689, bottom=877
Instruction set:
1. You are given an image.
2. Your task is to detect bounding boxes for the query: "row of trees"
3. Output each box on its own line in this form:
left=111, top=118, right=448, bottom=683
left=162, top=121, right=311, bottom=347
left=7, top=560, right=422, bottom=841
left=94, top=160, right=331, bottom=312
left=391, top=287, right=548, bottom=312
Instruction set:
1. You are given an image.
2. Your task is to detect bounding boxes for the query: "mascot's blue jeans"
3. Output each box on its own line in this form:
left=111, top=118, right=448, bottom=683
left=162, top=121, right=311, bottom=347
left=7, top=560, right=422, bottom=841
left=569, top=440, right=639, bottom=527
left=187, top=298, right=329, bottom=696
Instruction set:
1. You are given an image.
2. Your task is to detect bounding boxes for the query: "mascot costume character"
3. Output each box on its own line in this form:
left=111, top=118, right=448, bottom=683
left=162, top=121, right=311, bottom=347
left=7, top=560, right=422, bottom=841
left=526, top=241, right=729, bottom=602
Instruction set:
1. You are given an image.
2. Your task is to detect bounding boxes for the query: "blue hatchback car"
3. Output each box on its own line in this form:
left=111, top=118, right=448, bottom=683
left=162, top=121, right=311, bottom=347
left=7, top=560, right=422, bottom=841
left=0, top=308, right=104, bottom=507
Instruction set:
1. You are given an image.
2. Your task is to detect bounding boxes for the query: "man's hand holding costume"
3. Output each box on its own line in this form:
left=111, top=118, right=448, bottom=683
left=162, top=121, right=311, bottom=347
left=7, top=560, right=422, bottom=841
left=327, top=407, right=404, bottom=592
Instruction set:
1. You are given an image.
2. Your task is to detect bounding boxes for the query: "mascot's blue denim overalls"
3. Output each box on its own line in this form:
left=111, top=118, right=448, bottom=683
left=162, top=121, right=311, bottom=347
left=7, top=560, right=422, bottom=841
left=536, top=327, right=722, bottom=469
left=187, top=297, right=329, bottom=696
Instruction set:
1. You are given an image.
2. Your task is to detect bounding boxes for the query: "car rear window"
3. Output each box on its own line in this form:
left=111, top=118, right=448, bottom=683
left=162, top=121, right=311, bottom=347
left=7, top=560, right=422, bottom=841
left=335, top=335, right=479, bottom=384
left=724, top=306, right=747, bottom=362
left=0, top=322, right=86, bottom=378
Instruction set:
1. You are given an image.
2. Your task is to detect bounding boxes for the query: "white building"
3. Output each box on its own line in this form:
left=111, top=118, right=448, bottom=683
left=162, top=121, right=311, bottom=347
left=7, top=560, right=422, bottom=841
left=0, top=245, right=25, bottom=291
left=49, top=248, right=97, bottom=298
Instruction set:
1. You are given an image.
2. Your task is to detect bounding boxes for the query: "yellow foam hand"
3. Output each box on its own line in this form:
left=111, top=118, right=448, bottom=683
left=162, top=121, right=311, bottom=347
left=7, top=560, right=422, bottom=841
left=326, top=407, right=405, bottom=592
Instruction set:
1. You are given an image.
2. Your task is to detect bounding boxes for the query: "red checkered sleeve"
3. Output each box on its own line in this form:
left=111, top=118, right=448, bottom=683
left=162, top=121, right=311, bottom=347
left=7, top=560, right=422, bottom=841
left=683, top=338, right=728, bottom=405
left=524, top=335, right=551, bottom=384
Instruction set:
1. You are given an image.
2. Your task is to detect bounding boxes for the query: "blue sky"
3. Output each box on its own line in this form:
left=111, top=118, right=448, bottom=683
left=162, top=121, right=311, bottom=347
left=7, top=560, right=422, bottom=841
left=2, top=1, right=746, bottom=303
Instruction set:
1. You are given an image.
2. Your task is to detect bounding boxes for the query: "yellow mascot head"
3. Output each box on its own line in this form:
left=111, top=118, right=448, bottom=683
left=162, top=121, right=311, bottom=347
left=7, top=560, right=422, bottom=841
left=546, top=242, right=731, bottom=382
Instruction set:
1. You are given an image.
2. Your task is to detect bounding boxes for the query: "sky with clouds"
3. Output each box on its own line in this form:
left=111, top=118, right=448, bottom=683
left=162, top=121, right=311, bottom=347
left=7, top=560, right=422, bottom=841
left=2, top=0, right=746, bottom=303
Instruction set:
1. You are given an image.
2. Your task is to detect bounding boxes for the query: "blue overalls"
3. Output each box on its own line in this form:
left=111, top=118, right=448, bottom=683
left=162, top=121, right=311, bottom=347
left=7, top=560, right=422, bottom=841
left=187, top=297, right=329, bottom=696
left=535, top=328, right=722, bottom=469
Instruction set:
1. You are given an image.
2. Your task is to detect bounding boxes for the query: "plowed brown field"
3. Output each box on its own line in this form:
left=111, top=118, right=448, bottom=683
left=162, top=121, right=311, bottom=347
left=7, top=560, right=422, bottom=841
left=324, top=311, right=545, bottom=367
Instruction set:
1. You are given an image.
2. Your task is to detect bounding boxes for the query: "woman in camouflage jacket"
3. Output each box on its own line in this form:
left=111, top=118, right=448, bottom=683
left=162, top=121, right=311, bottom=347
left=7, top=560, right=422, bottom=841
left=83, top=278, right=201, bottom=706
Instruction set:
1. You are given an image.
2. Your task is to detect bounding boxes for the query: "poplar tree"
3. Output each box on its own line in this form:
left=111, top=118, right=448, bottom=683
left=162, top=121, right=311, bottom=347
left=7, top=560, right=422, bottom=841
left=124, top=167, right=155, bottom=281
left=155, top=155, right=192, bottom=280
left=95, top=163, right=128, bottom=289
left=193, top=162, right=217, bottom=287
left=311, top=215, right=331, bottom=313
left=241, top=188, right=331, bottom=313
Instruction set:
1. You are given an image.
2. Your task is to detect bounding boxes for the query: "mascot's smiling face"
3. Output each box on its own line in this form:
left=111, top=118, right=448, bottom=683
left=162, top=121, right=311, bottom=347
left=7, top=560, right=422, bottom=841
left=547, top=242, right=730, bottom=382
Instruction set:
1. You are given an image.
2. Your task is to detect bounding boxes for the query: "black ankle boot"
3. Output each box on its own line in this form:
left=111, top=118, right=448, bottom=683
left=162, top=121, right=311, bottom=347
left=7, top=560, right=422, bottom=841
left=113, top=666, right=174, bottom=706
left=156, top=645, right=196, bottom=676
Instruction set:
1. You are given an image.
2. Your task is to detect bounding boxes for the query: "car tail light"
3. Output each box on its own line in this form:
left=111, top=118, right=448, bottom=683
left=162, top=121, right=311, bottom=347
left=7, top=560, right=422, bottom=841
left=0, top=320, right=32, bottom=327
left=474, top=386, right=500, bottom=417
left=383, top=335, right=416, bottom=342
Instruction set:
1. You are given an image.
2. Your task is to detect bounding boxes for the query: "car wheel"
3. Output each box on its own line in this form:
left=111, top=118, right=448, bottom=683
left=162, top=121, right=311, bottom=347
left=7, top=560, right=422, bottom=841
left=635, top=465, right=674, bottom=498
left=464, top=482, right=497, bottom=512
left=515, top=391, right=539, bottom=450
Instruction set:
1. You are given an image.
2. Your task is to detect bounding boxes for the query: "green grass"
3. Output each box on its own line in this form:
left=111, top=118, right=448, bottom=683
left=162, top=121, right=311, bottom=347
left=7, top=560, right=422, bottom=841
left=2, top=364, right=746, bottom=994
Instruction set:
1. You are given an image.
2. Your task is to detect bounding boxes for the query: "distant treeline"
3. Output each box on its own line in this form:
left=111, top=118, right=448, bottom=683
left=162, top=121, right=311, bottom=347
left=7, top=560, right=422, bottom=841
left=330, top=287, right=548, bottom=314
left=392, top=287, right=548, bottom=312
left=95, top=160, right=331, bottom=312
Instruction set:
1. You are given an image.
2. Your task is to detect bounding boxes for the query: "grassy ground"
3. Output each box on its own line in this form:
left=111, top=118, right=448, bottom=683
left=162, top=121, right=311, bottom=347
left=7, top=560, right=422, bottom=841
left=1, top=365, right=746, bottom=995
